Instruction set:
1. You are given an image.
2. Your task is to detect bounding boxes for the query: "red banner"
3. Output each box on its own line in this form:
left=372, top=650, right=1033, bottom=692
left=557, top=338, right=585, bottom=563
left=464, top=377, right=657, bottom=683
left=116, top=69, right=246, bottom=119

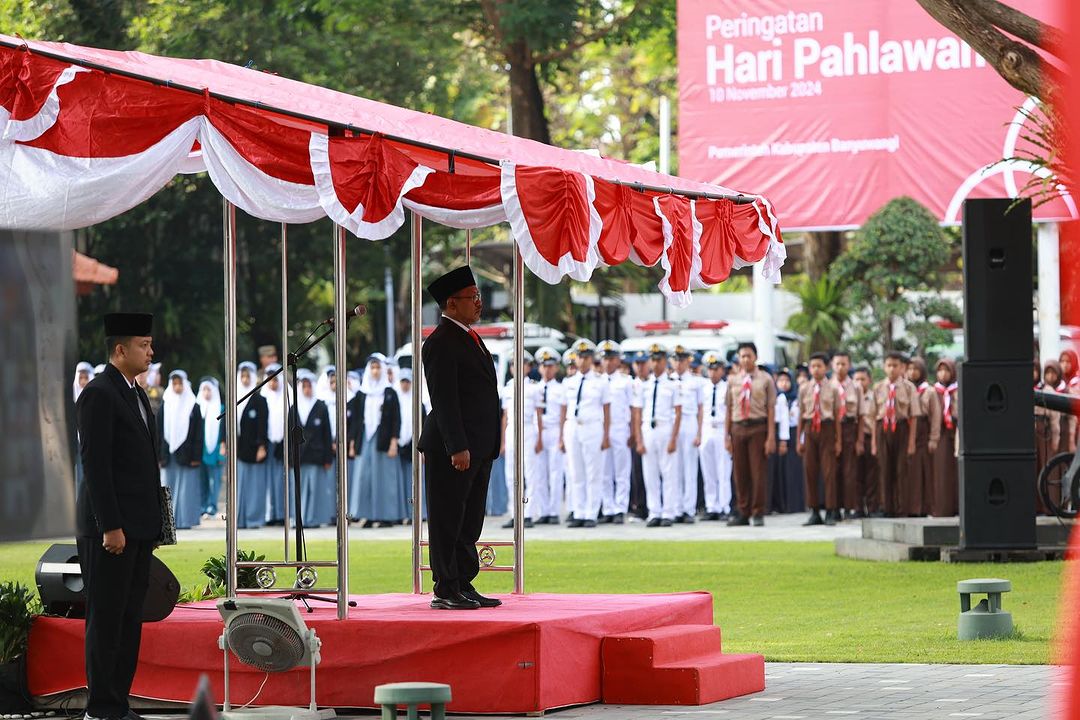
left=677, top=0, right=1072, bottom=230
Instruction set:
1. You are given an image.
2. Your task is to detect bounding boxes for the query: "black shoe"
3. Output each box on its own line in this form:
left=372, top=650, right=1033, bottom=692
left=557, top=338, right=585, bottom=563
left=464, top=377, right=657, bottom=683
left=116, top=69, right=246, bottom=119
left=646, top=517, right=662, bottom=527
left=126, top=712, right=148, bottom=720
left=524, top=518, right=534, bottom=528
left=681, top=513, right=696, bottom=524
left=852, top=510, right=866, bottom=519
left=566, top=513, right=576, bottom=523
left=548, top=515, right=561, bottom=525
left=430, top=593, right=481, bottom=610
left=660, top=518, right=674, bottom=527
left=462, top=589, right=502, bottom=608
left=535, top=515, right=549, bottom=525
left=718, top=511, right=730, bottom=521
left=568, top=519, right=584, bottom=528
left=582, top=519, right=597, bottom=528
left=803, top=510, right=824, bottom=526
left=704, top=512, right=721, bottom=521
left=613, top=513, right=625, bottom=524
left=824, top=510, right=838, bottom=526
left=598, top=514, right=614, bottom=524
left=501, top=518, right=515, bottom=529
left=751, top=515, right=765, bottom=527
left=726, top=515, right=749, bottom=527
left=361, top=519, right=374, bottom=528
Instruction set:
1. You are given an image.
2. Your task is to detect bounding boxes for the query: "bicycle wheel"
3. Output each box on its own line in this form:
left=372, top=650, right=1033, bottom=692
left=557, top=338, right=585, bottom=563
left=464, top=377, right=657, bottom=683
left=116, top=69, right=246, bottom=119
left=1040, top=452, right=1078, bottom=519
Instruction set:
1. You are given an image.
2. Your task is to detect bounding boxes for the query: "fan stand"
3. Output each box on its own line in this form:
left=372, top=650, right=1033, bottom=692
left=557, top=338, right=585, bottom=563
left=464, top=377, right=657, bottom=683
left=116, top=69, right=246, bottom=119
left=219, top=627, right=336, bottom=720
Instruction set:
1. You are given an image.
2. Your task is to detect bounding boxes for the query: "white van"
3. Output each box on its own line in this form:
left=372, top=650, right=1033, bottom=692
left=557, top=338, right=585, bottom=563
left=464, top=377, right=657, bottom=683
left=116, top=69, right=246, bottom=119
left=620, top=320, right=802, bottom=368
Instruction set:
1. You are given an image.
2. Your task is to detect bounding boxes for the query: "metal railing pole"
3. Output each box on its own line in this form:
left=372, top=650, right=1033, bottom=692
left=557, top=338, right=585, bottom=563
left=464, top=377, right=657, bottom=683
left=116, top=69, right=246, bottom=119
left=512, top=243, right=525, bottom=594
left=333, top=223, right=349, bottom=619
left=223, top=199, right=238, bottom=597
left=411, top=212, right=424, bottom=593
left=281, top=223, right=290, bottom=562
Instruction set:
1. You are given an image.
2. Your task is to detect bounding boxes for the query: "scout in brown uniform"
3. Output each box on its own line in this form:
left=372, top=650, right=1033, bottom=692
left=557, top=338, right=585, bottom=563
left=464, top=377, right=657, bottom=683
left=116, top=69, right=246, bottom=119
left=725, top=342, right=777, bottom=526
left=932, top=358, right=959, bottom=517
left=854, top=366, right=878, bottom=514
left=870, top=351, right=918, bottom=517
left=797, top=353, right=843, bottom=526
left=831, top=351, right=863, bottom=520
left=904, top=357, right=941, bottom=516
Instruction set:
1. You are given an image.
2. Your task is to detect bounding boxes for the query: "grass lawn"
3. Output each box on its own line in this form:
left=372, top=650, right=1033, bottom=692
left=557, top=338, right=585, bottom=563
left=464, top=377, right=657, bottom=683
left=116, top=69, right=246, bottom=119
left=0, top=539, right=1063, bottom=664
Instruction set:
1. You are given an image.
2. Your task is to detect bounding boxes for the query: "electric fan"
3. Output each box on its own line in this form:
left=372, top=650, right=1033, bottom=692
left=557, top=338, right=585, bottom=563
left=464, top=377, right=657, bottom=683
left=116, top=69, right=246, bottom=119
left=216, top=598, right=336, bottom=720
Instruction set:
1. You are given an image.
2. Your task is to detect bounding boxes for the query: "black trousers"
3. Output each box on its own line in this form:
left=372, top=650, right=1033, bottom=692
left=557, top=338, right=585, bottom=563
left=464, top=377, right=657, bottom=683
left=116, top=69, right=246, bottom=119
left=424, top=452, right=492, bottom=598
left=77, top=536, right=153, bottom=719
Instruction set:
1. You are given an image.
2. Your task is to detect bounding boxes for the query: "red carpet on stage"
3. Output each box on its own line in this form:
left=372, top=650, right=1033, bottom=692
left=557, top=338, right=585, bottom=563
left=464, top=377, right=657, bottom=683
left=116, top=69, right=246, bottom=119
left=28, top=592, right=761, bottom=714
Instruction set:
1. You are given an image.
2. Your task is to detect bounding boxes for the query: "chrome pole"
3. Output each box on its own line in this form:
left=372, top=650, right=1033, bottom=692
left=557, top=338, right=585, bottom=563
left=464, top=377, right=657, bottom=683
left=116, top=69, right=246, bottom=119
left=512, top=243, right=525, bottom=594
left=465, top=228, right=472, bottom=265
left=223, top=199, right=238, bottom=597
left=281, top=223, right=291, bottom=563
left=411, top=212, right=424, bottom=594
left=333, top=223, right=349, bottom=619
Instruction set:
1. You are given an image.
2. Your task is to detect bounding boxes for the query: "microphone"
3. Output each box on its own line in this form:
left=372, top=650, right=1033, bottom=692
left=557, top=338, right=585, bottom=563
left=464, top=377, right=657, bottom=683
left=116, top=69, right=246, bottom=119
left=1034, top=389, right=1080, bottom=417
left=324, top=305, right=367, bottom=326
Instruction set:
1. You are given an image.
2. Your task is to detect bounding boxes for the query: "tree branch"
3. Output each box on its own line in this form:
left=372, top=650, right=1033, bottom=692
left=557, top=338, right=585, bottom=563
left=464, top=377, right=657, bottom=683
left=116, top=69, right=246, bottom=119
left=967, top=0, right=1064, bottom=55
left=915, top=0, right=1052, bottom=103
left=533, top=1, right=644, bottom=65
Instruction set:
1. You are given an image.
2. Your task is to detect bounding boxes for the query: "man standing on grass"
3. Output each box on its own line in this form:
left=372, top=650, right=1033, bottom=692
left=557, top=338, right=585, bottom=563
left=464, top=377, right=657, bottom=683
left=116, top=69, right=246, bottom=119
left=418, top=266, right=502, bottom=610
left=76, top=313, right=161, bottom=720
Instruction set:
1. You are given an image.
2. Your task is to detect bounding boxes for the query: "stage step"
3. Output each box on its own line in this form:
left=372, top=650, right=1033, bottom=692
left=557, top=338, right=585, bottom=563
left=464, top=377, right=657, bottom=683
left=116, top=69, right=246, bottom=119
left=601, top=625, right=765, bottom=705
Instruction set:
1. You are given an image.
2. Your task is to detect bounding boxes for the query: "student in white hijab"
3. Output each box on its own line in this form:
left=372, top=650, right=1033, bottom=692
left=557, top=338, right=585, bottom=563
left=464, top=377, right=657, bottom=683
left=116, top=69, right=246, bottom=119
left=262, top=363, right=290, bottom=526
left=160, top=370, right=203, bottom=529
left=314, top=366, right=340, bottom=525
left=396, top=368, right=426, bottom=520
left=352, top=354, right=405, bottom=527
left=73, top=362, right=96, bottom=492
left=292, top=368, right=333, bottom=527
left=197, top=377, right=225, bottom=517
left=235, top=361, right=270, bottom=529
left=345, top=369, right=363, bottom=521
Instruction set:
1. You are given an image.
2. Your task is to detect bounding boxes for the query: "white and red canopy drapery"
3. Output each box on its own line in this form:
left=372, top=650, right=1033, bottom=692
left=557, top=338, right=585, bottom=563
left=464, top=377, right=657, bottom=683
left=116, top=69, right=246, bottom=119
left=0, top=37, right=785, bottom=306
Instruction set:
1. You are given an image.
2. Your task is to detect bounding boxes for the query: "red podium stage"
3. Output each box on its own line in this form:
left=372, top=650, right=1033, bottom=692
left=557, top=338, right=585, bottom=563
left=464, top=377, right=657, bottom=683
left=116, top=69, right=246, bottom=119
left=28, top=592, right=764, bottom=714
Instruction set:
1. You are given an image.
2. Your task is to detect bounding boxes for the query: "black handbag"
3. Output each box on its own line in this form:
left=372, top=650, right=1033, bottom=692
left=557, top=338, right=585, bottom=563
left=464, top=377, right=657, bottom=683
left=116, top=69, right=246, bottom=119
left=158, top=485, right=177, bottom=546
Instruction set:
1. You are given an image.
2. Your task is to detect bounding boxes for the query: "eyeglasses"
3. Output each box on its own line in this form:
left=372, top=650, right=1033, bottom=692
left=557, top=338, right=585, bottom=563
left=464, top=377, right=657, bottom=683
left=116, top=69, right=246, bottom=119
left=449, top=292, right=482, bottom=302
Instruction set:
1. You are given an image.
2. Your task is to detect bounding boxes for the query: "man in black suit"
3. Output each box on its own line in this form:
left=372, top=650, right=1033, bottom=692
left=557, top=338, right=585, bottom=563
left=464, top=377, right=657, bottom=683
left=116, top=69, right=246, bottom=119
left=418, top=266, right=502, bottom=610
left=75, top=313, right=161, bottom=720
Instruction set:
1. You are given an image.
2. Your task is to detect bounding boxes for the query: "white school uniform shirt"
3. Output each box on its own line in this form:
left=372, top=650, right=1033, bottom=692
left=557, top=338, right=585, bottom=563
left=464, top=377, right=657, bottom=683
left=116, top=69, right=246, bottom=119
left=705, top=378, right=728, bottom=429
left=674, top=370, right=704, bottom=432
left=774, top=394, right=791, bottom=442
left=605, top=371, right=634, bottom=436
left=563, top=369, right=611, bottom=424
left=502, top=377, right=540, bottom=436
left=633, top=372, right=683, bottom=426
left=536, top=378, right=565, bottom=432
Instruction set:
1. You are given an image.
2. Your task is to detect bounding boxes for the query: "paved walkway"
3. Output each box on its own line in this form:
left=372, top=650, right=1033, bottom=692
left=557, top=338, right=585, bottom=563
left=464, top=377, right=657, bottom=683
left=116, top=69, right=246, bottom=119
left=446, top=663, right=1054, bottom=719
left=177, top=511, right=863, bottom=544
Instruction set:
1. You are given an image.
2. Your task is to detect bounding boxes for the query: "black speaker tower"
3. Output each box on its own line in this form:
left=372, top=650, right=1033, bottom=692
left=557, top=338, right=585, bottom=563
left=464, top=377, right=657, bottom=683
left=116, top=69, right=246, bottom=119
left=958, top=198, right=1036, bottom=552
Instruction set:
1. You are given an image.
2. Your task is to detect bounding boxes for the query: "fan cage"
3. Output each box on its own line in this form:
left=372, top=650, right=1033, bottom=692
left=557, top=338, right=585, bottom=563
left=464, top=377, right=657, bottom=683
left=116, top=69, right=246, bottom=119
left=227, top=611, right=306, bottom=672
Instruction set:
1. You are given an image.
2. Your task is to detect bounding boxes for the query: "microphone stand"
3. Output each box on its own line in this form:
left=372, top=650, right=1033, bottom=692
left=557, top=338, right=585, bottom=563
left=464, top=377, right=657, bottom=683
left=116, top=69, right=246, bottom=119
left=222, top=318, right=358, bottom=612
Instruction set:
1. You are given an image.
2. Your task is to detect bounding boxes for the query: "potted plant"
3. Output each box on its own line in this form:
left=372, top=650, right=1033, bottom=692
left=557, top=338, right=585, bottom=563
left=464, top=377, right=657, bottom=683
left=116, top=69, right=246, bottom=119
left=0, top=581, right=41, bottom=714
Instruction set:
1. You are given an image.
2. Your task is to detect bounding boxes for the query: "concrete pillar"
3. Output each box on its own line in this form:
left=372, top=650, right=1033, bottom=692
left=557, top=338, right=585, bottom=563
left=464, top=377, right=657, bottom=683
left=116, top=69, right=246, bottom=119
left=1037, top=222, right=1060, bottom=366
left=753, top=267, right=776, bottom=365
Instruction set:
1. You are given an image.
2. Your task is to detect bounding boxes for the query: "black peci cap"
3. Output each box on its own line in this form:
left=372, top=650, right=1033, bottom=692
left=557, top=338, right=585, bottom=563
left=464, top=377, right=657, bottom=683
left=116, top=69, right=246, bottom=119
left=103, top=312, right=153, bottom=337
left=427, top=266, right=477, bottom=306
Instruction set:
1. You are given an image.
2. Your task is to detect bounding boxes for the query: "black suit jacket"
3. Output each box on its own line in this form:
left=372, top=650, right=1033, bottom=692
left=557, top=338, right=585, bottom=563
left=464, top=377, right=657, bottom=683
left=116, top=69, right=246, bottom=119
left=418, top=317, right=501, bottom=461
left=75, top=363, right=162, bottom=540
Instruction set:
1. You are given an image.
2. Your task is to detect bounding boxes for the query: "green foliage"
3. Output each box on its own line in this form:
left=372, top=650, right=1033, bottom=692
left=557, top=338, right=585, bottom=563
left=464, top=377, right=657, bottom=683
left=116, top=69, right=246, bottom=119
left=831, top=197, right=953, bottom=360
left=0, top=581, right=41, bottom=664
left=906, top=295, right=963, bottom=356
left=786, top=275, right=849, bottom=356
left=201, top=548, right=265, bottom=589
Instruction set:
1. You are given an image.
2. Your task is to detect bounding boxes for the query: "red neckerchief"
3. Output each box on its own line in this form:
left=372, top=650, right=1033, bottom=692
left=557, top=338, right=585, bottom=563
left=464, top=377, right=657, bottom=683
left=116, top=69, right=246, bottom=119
left=740, top=373, right=753, bottom=416
left=883, top=383, right=897, bottom=432
left=811, top=381, right=822, bottom=432
left=934, top=381, right=957, bottom=429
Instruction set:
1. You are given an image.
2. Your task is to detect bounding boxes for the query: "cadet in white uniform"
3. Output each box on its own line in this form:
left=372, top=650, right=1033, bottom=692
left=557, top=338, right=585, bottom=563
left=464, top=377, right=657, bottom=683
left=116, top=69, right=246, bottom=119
left=533, top=347, right=566, bottom=524
left=672, top=345, right=704, bottom=523
left=598, top=340, right=632, bottom=523
left=632, top=343, right=683, bottom=527
left=501, top=351, right=540, bottom=528
left=562, top=339, right=611, bottom=528
left=699, top=351, right=733, bottom=520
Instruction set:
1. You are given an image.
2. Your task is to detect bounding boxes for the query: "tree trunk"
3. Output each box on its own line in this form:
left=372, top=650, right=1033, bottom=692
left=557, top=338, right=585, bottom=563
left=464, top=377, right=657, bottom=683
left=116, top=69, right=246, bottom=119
left=804, top=231, right=843, bottom=281
left=506, top=43, right=551, bottom=145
